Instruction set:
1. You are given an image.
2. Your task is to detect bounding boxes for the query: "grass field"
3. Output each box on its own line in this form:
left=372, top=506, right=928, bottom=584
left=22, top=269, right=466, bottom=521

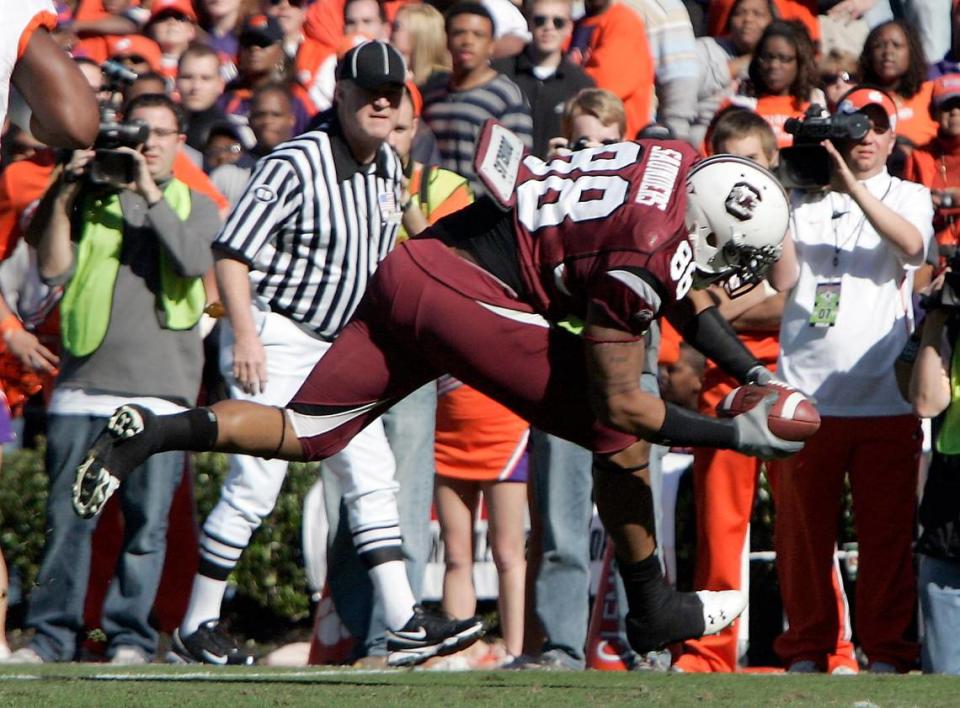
left=0, top=664, right=957, bottom=707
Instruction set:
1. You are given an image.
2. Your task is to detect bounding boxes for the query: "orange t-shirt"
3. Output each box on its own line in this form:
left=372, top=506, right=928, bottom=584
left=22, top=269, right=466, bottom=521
left=721, top=94, right=812, bottom=148
left=172, top=151, right=228, bottom=214
left=0, top=154, right=55, bottom=260
left=894, top=82, right=938, bottom=148
left=707, top=0, right=820, bottom=44
left=572, top=4, right=654, bottom=138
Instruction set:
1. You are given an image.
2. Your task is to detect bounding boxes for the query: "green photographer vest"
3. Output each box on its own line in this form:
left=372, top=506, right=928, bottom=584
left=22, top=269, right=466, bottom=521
left=937, top=337, right=960, bottom=455
left=60, top=179, right=206, bottom=358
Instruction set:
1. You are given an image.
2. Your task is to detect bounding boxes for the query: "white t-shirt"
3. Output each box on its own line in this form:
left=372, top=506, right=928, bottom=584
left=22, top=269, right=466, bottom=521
left=777, top=170, right=934, bottom=417
left=1, top=0, right=57, bottom=139
left=482, top=0, right=532, bottom=41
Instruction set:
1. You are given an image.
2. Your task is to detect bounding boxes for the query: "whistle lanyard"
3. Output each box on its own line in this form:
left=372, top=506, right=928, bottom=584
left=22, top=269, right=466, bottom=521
left=829, top=179, right=892, bottom=270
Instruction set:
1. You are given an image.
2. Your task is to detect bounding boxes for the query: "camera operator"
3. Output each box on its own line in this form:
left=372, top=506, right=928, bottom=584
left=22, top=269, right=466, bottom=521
left=910, top=269, right=960, bottom=675
left=768, top=86, right=933, bottom=674
left=6, top=93, right=219, bottom=665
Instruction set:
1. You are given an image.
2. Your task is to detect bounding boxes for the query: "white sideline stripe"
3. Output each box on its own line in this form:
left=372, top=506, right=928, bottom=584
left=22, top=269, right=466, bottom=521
left=0, top=669, right=397, bottom=681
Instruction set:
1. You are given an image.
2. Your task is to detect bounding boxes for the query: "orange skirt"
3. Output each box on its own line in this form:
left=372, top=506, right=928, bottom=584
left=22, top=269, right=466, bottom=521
left=435, top=378, right=529, bottom=482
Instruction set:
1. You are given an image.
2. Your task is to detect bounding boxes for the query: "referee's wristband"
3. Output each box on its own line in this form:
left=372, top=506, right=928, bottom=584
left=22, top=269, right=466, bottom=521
left=399, top=198, right=414, bottom=212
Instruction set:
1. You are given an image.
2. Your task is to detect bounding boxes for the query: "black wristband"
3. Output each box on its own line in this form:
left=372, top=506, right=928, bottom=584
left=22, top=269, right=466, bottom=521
left=654, top=402, right=737, bottom=449
left=681, top=306, right=761, bottom=384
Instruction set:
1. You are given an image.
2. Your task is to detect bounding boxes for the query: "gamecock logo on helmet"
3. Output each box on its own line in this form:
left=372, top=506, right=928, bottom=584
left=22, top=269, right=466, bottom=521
left=724, top=182, right=762, bottom=221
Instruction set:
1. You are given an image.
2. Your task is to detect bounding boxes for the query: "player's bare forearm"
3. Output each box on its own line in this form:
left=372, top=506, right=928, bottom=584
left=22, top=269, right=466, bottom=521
left=13, top=30, right=98, bottom=148
left=584, top=318, right=665, bottom=437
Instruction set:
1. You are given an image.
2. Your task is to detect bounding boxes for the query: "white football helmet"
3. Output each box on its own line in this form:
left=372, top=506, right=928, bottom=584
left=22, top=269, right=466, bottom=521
left=685, top=155, right=790, bottom=293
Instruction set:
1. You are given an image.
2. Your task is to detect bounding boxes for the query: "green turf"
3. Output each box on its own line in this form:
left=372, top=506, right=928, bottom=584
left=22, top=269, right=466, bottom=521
left=0, top=665, right=958, bottom=707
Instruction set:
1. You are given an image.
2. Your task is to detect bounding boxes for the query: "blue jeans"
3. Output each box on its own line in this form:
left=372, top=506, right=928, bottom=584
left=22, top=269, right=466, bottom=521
left=919, top=554, right=960, bottom=674
left=531, top=325, right=661, bottom=663
left=27, top=414, right=184, bottom=661
left=328, top=382, right=436, bottom=655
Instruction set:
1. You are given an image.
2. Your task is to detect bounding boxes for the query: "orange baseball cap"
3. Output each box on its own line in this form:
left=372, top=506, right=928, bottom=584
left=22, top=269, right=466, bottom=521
left=107, top=35, right=163, bottom=72
left=932, top=73, right=960, bottom=110
left=405, top=80, right=422, bottom=117
left=836, top=86, right=898, bottom=132
left=148, top=0, right=197, bottom=23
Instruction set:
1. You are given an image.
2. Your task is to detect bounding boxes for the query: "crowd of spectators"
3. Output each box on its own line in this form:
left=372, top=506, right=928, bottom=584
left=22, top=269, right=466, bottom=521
left=1, top=0, right=960, bottom=676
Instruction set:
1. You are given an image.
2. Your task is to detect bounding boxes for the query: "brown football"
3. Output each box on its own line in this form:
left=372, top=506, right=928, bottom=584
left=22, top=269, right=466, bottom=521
left=716, top=384, right=821, bottom=442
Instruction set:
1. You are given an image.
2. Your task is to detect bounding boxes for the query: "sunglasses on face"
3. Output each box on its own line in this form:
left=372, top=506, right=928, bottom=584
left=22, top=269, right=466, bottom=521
left=533, top=15, right=569, bottom=29
left=821, top=71, right=856, bottom=86
left=268, top=0, right=305, bottom=7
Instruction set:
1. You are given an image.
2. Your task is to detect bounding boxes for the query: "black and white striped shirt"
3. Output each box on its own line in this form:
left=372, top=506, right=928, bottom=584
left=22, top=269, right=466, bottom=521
left=213, top=116, right=404, bottom=340
left=422, top=73, right=533, bottom=197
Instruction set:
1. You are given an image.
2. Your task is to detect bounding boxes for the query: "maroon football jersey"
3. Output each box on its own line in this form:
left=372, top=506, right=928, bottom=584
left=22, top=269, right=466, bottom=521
left=513, top=139, right=700, bottom=337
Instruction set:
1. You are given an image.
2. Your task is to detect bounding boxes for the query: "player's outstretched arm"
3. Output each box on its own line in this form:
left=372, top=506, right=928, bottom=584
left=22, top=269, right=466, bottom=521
left=12, top=30, right=98, bottom=149
left=584, top=304, right=800, bottom=458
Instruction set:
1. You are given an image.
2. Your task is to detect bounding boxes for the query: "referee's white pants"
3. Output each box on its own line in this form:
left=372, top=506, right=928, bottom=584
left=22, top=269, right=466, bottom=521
left=201, top=305, right=398, bottom=565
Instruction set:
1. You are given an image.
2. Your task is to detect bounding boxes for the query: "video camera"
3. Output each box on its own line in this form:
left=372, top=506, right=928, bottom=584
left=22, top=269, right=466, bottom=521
left=922, top=248, right=960, bottom=311
left=88, top=60, right=149, bottom=186
left=777, top=105, right=870, bottom=190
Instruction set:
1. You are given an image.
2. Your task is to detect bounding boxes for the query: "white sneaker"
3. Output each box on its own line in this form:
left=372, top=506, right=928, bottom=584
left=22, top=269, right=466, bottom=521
left=110, top=646, right=150, bottom=665
left=0, top=644, right=10, bottom=661
left=695, top=590, right=747, bottom=637
left=3, top=647, right=44, bottom=664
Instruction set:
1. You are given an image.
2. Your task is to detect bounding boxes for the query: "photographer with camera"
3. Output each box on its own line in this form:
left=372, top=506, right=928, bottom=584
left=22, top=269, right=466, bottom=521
left=909, top=269, right=960, bottom=674
left=4, top=93, right=220, bottom=665
left=769, top=86, right=933, bottom=674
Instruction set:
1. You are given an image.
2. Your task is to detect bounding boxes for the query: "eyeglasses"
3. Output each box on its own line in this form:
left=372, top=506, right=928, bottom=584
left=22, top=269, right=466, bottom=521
left=144, top=127, right=180, bottom=139
left=154, top=12, right=191, bottom=22
left=120, top=54, right=149, bottom=65
left=533, top=15, right=569, bottom=29
left=758, top=52, right=797, bottom=64
left=821, top=71, right=856, bottom=86
left=268, top=0, right=305, bottom=7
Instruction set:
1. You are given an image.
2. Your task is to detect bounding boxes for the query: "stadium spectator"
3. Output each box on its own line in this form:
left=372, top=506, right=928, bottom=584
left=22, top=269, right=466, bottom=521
left=909, top=270, right=960, bottom=675
left=721, top=20, right=823, bottom=148
left=261, top=0, right=308, bottom=60
left=769, top=86, right=931, bottom=674
left=494, top=0, right=595, bottom=158
left=107, top=34, right=164, bottom=77
left=568, top=0, right=654, bottom=137
left=817, top=49, right=859, bottom=111
left=209, top=85, right=293, bottom=203
left=630, top=0, right=699, bottom=144
left=905, top=74, right=960, bottom=269
left=303, top=0, right=389, bottom=113
left=706, top=0, right=819, bottom=48
left=692, top=0, right=774, bottom=149
left=198, top=0, right=246, bottom=71
left=675, top=108, right=794, bottom=673
left=858, top=19, right=938, bottom=149
left=422, top=2, right=533, bottom=196
left=177, top=44, right=232, bottom=153
left=145, top=0, right=199, bottom=81
left=391, top=3, right=452, bottom=87
left=221, top=14, right=317, bottom=135
left=6, top=93, right=219, bottom=665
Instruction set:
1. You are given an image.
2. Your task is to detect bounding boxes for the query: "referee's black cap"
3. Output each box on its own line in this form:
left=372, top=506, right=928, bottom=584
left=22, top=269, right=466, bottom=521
left=337, top=40, right=406, bottom=90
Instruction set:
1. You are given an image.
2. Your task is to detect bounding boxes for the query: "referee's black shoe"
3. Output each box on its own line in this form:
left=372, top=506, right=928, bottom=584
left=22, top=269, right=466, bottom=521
left=73, top=405, right=158, bottom=518
left=168, top=620, right=255, bottom=666
left=386, top=605, right=485, bottom=667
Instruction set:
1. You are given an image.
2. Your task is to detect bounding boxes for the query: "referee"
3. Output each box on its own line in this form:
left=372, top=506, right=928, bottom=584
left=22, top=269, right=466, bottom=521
left=170, top=40, right=482, bottom=666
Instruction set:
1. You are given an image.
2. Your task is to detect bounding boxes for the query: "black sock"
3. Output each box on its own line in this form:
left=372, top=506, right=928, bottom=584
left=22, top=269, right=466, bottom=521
left=155, top=407, right=219, bottom=453
left=618, top=554, right=705, bottom=653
